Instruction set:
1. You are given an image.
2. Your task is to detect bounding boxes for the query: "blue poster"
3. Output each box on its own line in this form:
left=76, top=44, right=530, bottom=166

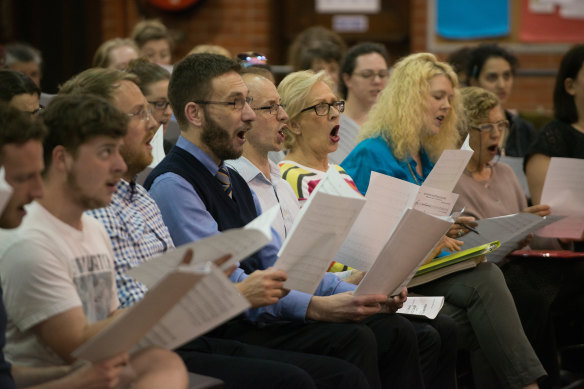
left=437, top=0, right=510, bottom=40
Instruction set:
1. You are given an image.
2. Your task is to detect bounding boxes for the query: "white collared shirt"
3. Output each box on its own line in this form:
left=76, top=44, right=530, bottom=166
left=227, top=157, right=299, bottom=241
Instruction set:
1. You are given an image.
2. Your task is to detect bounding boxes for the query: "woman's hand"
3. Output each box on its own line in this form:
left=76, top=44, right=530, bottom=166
left=447, top=216, right=477, bottom=239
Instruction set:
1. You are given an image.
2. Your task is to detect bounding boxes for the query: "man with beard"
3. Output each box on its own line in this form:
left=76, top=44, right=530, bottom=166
left=0, top=95, right=189, bottom=388
left=145, top=53, right=428, bottom=389
left=0, top=103, right=130, bottom=389
left=61, top=68, right=371, bottom=389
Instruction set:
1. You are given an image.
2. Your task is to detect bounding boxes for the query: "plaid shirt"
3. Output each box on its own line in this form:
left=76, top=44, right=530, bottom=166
left=87, top=179, right=175, bottom=308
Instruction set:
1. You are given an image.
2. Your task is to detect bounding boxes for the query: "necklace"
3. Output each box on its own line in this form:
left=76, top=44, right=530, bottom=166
left=407, top=163, right=420, bottom=185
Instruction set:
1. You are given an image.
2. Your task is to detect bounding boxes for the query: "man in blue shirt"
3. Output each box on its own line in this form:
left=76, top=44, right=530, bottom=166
left=146, top=53, right=429, bottom=389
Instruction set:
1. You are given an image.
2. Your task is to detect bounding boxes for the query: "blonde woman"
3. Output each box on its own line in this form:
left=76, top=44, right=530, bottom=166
left=278, top=69, right=459, bottom=389
left=342, top=53, right=545, bottom=389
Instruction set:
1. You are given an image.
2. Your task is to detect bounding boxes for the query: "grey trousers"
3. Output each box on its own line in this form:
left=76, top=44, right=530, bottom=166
left=412, top=261, right=546, bottom=389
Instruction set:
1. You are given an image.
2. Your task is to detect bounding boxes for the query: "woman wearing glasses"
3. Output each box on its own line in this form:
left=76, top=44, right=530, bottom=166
left=277, top=70, right=356, bottom=203
left=342, top=53, right=545, bottom=389
left=329, top=42, right=390, bottom=164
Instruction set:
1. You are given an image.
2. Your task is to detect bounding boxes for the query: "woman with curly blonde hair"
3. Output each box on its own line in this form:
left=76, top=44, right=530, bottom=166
left=343, top=53, right=545, bottom=389
left=343, top=53, right=461, bottom=191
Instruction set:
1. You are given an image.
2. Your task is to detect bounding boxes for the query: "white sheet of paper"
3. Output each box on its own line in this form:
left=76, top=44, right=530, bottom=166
left=460, top=213, right=563, bottom=262
left=397, top=296, right=444, bottom=319
left=275, top=167, right=366, bottom=294
left=129, top=206, right=279, bottom=288
left=355, top=209, right=452, bottom=297
left=148, top=124, right=166, bottom=168
left=422, top=150, right=473, bottom=192
left=0, top=167, right=13, bottom=214
left=335, top=172, right=418, bottom=271
left=73, top=264, right=250, bottom=362
left=460, top=135, right=472, bottom=151
left=539, top=157, right=584, bottom=238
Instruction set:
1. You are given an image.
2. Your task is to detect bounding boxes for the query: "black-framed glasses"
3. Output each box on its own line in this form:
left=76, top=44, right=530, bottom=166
left=300, top=101, right=345, bottom=116
left=193, top=96, right=253, bottom=110
left=127, top=107, right=153, bottom=121
left=148, top=100, right=171, bottom=111
left=354, top=70, right=389, bottom=79
left=253, top=102, right=286, bottom=115
left=470, top=120, right=510, bottom=133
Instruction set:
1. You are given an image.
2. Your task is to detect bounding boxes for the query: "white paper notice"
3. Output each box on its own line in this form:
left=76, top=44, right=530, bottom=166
left=414, top=186, right=459, bottom=217
left=275, top=167, right=366, bottom=294
left=397, top=296, right=445, bottom=319
left=354, top=209, right=452, bottom=297
left=0, top=167, right=13, bottom=214
left=130, top=206, right=278, bottom=288
left=73, top=264, right=250, bottom=362
left=538, top=157, right=584, bottom=239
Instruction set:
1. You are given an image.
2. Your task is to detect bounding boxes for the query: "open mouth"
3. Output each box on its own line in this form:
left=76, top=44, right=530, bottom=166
left=487, top=144, right=498, bottom=153
left=436, top=115, right=445, bottom=124
left=329, top=125, right=340, bottom=143
left=236, top=129, right=248, bottom=141
left=277, top=125, right=287, bottom=142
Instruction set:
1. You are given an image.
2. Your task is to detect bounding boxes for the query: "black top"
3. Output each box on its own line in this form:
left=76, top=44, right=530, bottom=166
left=525, top=119, right=584, bottom=161
left=504, top=111, right=536, bottom=158
left=144, top=146, right=262, bottom=273
left=525, top=119, right=584, bottom=252
left=0, top=285, right=15, bottom=389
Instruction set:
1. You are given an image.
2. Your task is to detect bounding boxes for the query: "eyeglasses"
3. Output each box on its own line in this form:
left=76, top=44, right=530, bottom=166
left=470, top=120, right=510, bottom=133
left=253, top=102, right=286, bottom=115
left=148, top=100, right=171, bottom=111
left=193, top=96, right=253, bottom=110
left=237, top=52, right=267, bottom=65
left=300, top=101, right=345, bottom=116
left=354, top=70, right=389, bottom=79
left=127, top=107, right=153, bottom=121
left=29, top=105, right=44, bottom=116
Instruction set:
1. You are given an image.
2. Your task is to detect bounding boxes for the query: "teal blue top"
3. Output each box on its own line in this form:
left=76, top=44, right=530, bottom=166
left=341, top=136, right=434, bottom=195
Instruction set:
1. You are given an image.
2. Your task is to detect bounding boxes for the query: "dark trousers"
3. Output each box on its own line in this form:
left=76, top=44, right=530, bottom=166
left=208, top=314, right=424, bottom=389
left=176, top=336, right=369, bottom=389
left=410, top=314, right=458, bottom=389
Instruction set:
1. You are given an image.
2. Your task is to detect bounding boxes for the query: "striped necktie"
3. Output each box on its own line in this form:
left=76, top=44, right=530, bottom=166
left=216, top=166, right=232, bottom=198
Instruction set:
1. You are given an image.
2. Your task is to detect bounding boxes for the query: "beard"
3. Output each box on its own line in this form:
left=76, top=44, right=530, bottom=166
left=120, top=140, right=153, bottom=178
left=66, top=169, right=110, bottom=210
left=201, top=110, right=245, bottom=161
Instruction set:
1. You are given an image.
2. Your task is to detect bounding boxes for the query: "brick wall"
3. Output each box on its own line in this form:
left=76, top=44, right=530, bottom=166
left=101, top=0, right=271, bottom=61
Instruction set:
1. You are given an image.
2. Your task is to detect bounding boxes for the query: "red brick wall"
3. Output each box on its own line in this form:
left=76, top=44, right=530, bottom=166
left=101, top=0, right=271, bottom=61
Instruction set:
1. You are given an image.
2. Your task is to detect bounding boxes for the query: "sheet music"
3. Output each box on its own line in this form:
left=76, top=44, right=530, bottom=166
left=414, top=186, right=459, bottom=217
left=460, top=213, right=563, bottom=262
left=355, top=209, right=451, bottom=297
left=334, top=172, right=418, bottom=270
left=397, top=296, right=444, bottom=319
left=275, top=167, right=366, bottom=294
left=538, top=157, right=584, bottom=238
left=130, top=206, right=279, bottom=288
left=0, top=167, right=13, bottom=214
left=73, top=264, right=250, bottom=362
left=422, top=149, right=473, bottom=192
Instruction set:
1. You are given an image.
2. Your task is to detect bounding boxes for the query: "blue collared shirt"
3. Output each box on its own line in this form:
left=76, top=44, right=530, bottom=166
left=149, top=136, right=356, bottom=322
left=87, top=179, right=175, bottom=308
left=341, top=135, right=434, bottom=195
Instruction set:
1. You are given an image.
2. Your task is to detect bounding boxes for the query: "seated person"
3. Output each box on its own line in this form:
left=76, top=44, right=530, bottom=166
left=0, top=95, right=188, bottom=388
left=0, top=103, right=129, bottom=388
left=92, top=38, right=139, bottom=70
left=456, top=86, right=584, bottom=389
left=342, top=52, right=545, bottom=389
left=0, top=69, right=42, bottom=115
left=3, top=42, right=42, bottom=88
